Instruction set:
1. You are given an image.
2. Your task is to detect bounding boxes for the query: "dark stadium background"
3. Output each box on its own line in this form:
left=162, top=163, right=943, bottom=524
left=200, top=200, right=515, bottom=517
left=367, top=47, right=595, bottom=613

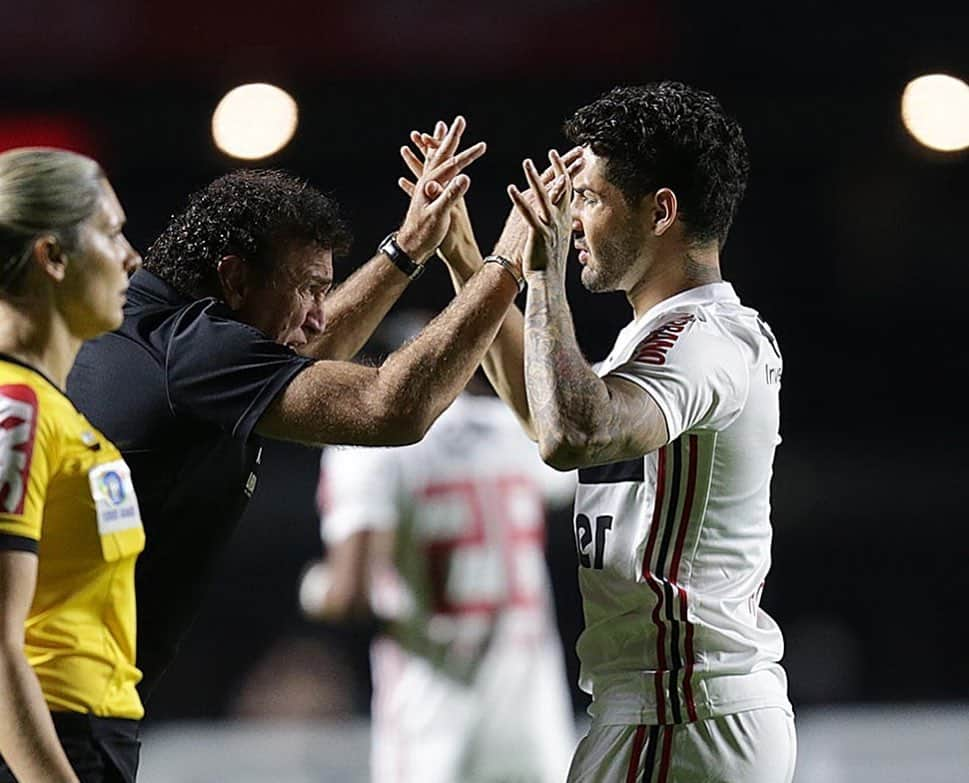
left=3, top=1, right=967, bottom=722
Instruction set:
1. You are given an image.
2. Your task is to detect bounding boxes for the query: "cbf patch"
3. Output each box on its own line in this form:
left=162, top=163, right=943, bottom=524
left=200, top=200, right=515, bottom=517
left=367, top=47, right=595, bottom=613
left=88, top=459, right=143, bottom=535
left=0, top=385, right=39, bottom=515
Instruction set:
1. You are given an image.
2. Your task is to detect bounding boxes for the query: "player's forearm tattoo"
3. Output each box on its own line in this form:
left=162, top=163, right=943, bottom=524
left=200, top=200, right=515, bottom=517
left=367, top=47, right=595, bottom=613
left=524, top=273, right=609, bottom=453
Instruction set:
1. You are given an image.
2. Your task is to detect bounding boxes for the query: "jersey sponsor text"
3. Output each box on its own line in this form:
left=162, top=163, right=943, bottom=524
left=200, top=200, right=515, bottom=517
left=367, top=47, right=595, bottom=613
left=634, top=315, right=696, bottom=365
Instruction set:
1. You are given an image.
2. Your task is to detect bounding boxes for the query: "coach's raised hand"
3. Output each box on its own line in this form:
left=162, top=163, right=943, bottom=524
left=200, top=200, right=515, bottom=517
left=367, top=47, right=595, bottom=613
left=399, top=121, right=483, bottom=274
left=395, top=116, right=486, bottom=264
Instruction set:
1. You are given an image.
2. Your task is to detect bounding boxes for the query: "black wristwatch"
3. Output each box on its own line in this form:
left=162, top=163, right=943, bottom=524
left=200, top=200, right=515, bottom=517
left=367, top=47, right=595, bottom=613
left=378, top=231, right=425, bottom=280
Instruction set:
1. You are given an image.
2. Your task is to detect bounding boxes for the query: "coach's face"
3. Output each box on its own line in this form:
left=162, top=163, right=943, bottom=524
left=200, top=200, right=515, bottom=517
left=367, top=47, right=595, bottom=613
left=571, top=149, right=651, bottom=295
left=233, top=242, right=333, bottom=350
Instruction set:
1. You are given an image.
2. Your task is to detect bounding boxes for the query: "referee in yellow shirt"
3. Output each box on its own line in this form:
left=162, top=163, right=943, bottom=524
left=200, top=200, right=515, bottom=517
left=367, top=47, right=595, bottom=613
left=0, top=148, right=144, bottom=783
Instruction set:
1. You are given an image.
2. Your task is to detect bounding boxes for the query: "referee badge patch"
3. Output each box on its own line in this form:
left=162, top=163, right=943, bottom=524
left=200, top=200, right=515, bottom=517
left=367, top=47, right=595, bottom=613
left=88, top=459, right=143, bottom=535
left=0, top=384, right=39, bottom=515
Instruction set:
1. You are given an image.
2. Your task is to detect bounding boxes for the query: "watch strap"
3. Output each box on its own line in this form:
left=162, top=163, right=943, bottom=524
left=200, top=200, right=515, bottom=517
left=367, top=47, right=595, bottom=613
left=378, top=232, right=425, bottom=280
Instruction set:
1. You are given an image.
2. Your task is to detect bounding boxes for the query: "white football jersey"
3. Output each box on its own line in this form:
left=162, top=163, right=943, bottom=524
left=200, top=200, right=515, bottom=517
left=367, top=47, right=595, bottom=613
left=319, top=393, right=578, bottom=783
left=573, top=282, right=791, bottom=726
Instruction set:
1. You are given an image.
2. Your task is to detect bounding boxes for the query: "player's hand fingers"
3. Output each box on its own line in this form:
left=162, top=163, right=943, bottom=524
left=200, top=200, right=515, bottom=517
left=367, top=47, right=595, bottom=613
left=532, top=145, right=584, bottom=187
left=561, top=146, right=585, bottom=178
left=409, top=131, right=430, bottom=157
left=537, top=161, right=557, bottom=187
left=508, top=184, right=545, bottom=234
left=549, top=150, right=573, bottom=201
left=428, top=174, right=471, bottom=216
left=420, top=132, right=442, bottom=151
left=547, top=174, right=569, bottom=205
left=398, top=177, right=417, bottom=197
left=426, top=141, right=487, bottom=183
left=523, top=159, right=552, bottom=224
left=561, top=146, right=583, bottom=166
left=548, top=149, right=572, bottom=205
left=401, top=146, right=425, bottom=178
left=550, top=149, right=568, bottom=178
left=432, top=115, right=466, bottom=163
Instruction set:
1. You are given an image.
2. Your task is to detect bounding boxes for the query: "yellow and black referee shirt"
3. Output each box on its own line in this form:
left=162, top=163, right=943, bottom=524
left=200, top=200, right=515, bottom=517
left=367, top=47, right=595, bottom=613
left=0, top=355, right=144, bottom=720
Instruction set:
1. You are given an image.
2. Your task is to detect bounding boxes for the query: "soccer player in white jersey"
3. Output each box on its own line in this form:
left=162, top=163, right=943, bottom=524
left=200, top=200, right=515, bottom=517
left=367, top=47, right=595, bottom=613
left=423, top=82, right=795, bottom=782
left=299, top=321, right=578, bottom=783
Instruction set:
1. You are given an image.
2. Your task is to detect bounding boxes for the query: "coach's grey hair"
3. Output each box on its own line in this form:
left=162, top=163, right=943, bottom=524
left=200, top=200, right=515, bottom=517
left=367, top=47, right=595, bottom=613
left=0, top=147, right=104, bottom=295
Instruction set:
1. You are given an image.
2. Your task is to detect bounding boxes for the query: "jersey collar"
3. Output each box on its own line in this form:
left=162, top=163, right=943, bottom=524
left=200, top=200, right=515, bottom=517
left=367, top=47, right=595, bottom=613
left=635, top=282, right=738, bottom=325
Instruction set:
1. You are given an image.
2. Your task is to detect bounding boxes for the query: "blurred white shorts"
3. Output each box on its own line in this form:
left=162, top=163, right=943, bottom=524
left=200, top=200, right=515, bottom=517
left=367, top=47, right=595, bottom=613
left=567, top=707, right=796, bottom=783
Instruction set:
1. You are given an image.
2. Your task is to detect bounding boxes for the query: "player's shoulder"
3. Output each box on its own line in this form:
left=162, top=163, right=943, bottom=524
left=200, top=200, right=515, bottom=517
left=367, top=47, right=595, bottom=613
left=626, top=305, right=738, bottom=374
left=632, top=284, right=774, bottom=365
left=629, top=308, right=702, bottom=362
left=708, top=296, right=782, bottom=365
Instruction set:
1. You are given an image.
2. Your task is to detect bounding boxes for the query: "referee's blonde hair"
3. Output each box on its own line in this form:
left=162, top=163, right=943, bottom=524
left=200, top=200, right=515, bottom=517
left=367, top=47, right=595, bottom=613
left=0, top=147, right=104, bottom=295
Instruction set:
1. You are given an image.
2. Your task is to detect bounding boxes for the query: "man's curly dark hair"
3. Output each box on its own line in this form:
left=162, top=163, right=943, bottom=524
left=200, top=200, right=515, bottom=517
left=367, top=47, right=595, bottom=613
left=144, top=169, right=352, bottom=298
left=564, top=81, right=750, bottom=247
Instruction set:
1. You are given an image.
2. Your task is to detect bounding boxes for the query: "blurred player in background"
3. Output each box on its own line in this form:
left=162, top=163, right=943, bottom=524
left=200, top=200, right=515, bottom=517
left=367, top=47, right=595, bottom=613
left=300, top=310, right=578, bottom=783
left=0, top=148, right=144, bottom=783
left=411, top=83, right=795, bottom=781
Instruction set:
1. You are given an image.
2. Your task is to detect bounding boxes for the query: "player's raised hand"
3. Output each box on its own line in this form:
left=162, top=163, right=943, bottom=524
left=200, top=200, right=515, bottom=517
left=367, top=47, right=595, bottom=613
left=508, top=149, right=574, bottom=277
left=396, top=116, right=486, bottom=263
left=493, top=146, right=582, bottom=271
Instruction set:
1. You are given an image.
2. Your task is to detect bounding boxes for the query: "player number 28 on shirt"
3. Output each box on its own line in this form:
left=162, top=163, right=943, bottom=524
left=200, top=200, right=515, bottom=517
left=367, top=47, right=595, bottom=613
left=575, top=513, right=613, bottom=570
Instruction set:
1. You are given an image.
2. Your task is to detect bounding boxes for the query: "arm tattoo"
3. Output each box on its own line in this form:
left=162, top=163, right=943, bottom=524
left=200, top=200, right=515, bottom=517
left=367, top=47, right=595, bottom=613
left=524, top=273, right=610, bottom=452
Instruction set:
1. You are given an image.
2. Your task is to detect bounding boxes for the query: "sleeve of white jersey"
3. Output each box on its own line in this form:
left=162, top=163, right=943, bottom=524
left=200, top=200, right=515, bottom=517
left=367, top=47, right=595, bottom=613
left=318, top=445, right=402, bottom=545
left=607, top=315, right=749, bottom=441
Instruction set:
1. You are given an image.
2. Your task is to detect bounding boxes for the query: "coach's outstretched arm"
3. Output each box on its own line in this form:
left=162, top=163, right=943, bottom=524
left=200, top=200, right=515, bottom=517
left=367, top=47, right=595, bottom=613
left=304, top=117, right=485, bottom=361
left=256, top=133, right=520, bottom=447
left=257, top=261, right=518, bottom=447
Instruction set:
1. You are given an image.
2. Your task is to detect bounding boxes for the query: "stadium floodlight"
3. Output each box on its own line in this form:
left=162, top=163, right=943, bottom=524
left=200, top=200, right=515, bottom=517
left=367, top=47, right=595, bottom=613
left=901, top=73, right=969, bottom=153
left=212, top=83, right=299, bottom=160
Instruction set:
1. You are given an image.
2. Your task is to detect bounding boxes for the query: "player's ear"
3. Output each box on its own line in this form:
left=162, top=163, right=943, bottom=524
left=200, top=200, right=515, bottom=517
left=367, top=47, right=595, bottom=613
left=216, top=255, right=250, bottom=310
left=651, top=188, right=678, bottom=237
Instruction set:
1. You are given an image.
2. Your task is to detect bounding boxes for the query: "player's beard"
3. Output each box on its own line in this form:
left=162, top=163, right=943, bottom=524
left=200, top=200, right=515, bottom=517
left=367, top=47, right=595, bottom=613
left=579, top=226, right=643, bottom=294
